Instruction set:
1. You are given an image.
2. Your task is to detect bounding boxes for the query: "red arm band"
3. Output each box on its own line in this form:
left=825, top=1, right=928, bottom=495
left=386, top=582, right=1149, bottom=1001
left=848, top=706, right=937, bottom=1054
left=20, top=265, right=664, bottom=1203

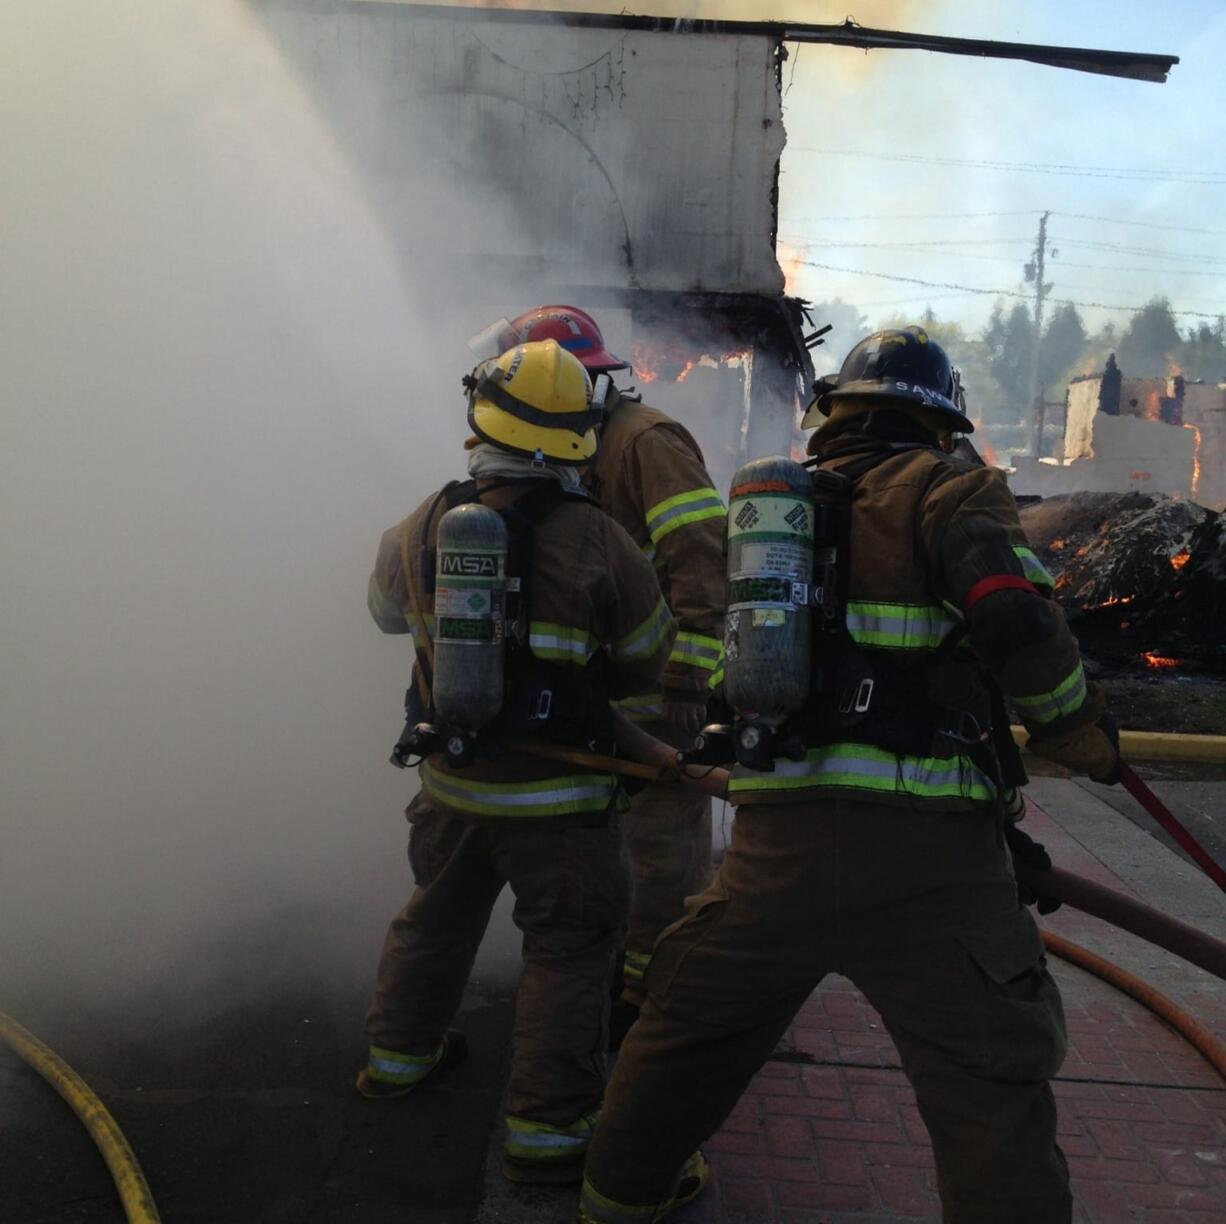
left=964, top=574, right=1039, bottom=615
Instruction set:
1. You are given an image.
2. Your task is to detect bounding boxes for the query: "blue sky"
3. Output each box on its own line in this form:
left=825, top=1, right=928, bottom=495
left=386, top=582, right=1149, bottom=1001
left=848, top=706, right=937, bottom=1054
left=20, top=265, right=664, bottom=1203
left=774, top=1, right=1226, bottom=333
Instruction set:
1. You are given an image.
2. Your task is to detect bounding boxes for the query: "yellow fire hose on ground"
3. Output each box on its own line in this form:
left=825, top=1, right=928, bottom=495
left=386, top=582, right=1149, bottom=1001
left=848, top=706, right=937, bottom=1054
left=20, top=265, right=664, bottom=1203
left=0, top=1008, right=161, bottom=1223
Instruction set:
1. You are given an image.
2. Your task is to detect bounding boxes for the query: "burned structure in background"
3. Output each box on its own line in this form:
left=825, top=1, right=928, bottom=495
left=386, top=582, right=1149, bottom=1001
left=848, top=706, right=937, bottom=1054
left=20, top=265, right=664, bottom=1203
left=247, top=0, right=1178, bottom=482
left=1013, top=356, right=1226, bottom=511
left=247, top=0, right=813, bottom=473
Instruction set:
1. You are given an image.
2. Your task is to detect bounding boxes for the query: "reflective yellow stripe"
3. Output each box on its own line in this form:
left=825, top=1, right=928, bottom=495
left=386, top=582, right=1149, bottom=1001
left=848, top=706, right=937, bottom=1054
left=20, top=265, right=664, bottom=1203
left=504, top=1111, right=598, bottom=1160
left=615, top=692, right=665, bottom=723
left=729, top=742, right=996, bottom=803
left=669, top=631, right=723, bottom=672
left=1013, top=546, right=1054, bottom=588
left=421, top=764, right=617, bottom=817
left=365, top=1042, right=443, bottom=1085
left=644, top=488, right=725, bottom=545
left=1013, top=662, right=1088, bottom=725
left=613, top=597, right=674, bottom=663
left=622, top=950, right=651, bottom=983
left=844, top=601, right=957, bottom=651
left=528, top=620, right=598, bottom=664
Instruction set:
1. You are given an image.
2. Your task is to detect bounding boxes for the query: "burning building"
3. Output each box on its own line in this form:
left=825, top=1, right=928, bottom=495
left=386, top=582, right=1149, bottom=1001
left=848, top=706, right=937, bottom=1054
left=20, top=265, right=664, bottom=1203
left=245, top=1, right=1177, bottom=488
left=1012, top=357, right=1226, bottom=511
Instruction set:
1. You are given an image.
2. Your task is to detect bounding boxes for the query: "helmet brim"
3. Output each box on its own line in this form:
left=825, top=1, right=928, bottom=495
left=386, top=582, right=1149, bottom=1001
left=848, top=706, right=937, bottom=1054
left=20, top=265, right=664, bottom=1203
left=469, top=397, right=599, bottom=464
left=569, top=345, right=630, bottom=374
left=820, top=380, right=974, bottom=433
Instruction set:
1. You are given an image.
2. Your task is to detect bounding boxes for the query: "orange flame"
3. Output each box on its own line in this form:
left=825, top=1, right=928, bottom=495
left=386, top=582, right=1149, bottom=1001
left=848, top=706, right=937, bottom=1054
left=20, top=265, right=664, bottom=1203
left=776, top=240, right=805, bottom=296
left=1094, top=594, right=1134, bottom=609
left=1166, top=352, right=1183, bottom=378
left=1184, top=424, right=1202, bottom=498
left=979, top=437, right=1000, bottom=467
left=1142, top=652, right=1181, bottom=669
left=1170, top=549, right=1190, bottom=571
left=1049, top=537, right=1067, bottom=552
left=1142, top=389, right=1162, bottom=422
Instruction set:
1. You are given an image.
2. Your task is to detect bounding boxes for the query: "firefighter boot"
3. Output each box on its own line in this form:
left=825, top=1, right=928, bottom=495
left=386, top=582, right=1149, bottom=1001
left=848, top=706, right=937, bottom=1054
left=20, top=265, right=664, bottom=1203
left=577, top=1150, right=709, bottom=1223
left=355, top=1030, right=468, bottom=1099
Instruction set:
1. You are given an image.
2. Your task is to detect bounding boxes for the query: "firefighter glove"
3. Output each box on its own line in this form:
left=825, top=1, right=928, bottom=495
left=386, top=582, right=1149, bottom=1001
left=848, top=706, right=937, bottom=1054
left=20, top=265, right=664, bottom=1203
left=1027, top=717, right=1120, bottom=784
left=1005, top=823, right=1062, bottom=915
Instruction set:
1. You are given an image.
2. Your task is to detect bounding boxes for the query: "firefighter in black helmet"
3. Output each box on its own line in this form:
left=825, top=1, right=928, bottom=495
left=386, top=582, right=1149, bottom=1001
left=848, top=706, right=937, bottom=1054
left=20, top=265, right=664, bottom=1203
left=578, top=326, right=1120, bottom=1224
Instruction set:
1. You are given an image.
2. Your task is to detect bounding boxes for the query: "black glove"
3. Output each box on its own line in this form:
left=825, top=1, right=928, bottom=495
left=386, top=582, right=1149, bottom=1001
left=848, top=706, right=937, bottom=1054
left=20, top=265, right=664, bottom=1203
left=1092, top=713, right=1123, bottom=786
left=1004, top=823, right=1062, bottom=915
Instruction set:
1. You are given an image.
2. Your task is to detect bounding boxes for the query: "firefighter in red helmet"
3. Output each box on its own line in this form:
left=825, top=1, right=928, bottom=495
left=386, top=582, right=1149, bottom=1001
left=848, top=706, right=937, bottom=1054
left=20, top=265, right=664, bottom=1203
left=495, top=306, right=726, bottom=1043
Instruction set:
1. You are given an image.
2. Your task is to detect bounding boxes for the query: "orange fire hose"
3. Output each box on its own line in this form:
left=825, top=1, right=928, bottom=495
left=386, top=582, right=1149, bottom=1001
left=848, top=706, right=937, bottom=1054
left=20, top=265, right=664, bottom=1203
left=1040, top=931, right=1226, bottom=1081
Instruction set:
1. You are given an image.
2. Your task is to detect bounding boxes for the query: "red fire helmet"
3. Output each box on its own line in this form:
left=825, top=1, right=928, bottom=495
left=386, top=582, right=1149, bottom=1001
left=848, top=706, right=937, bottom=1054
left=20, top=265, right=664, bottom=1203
left=497, top=305, right=629, bottom=374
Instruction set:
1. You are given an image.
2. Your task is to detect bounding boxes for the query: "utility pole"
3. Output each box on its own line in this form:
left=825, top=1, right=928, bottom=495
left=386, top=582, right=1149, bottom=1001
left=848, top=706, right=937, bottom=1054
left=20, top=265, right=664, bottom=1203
left=1026, top=210, right=1053, bottom=456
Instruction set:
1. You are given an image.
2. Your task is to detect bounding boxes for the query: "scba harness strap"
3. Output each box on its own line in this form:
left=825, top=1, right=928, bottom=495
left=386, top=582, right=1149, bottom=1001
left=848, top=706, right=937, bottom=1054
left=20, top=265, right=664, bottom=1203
left=794, top=443, right=1022, bottom=791
left=393, top=478, right=615, bottom=768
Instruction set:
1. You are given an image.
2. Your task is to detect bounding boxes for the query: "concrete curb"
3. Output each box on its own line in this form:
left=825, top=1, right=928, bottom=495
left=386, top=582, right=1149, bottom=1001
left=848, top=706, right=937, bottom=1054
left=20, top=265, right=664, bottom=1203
left=1011, top=724, right=1226, bottom=764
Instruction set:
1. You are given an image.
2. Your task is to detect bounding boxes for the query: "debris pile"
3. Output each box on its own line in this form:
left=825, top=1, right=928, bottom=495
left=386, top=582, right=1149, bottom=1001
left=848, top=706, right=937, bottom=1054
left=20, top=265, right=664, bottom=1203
left=1019, top=492, right=1226, bottom=675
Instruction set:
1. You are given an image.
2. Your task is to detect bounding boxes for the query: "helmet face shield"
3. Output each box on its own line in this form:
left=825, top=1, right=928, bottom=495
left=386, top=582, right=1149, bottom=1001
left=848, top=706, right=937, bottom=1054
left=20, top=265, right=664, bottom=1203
left=497, top=305, right=629, bottom=373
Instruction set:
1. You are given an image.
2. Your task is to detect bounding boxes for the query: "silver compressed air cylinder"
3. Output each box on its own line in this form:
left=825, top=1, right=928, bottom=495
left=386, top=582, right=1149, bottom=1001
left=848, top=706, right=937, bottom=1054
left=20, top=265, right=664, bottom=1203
left=432, top=503, right=508, bottom=733
left=723, top=456, right=815, bottom=723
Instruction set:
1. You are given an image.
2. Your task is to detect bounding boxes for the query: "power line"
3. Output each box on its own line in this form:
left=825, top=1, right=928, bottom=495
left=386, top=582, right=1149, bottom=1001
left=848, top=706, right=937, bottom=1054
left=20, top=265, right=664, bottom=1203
left=1053, top=211, right=1226, bottom=238
left=788, top=147, right=1226, bottom=184
left=781, top=209, right=1042, bottom=223
left=780, top=235, right=1031, bottom=249
left=793, top=259, right=1224, bottom=319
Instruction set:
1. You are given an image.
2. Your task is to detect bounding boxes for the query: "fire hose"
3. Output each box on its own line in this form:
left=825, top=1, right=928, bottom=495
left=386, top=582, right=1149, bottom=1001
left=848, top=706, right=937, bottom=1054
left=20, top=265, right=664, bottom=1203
left=525, top=719, right=1226, bottom=1078
left=0, top=1009, right=161, bottom=1223
left=1120, top=763, right=1226, bottom=894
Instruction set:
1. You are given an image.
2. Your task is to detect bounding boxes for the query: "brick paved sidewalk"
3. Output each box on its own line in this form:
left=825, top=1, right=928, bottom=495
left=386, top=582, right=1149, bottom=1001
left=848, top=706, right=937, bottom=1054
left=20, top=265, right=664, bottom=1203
left=674, top=792, right=1226, bottom=1224
left=480, top=786, right=1226, bottom=1223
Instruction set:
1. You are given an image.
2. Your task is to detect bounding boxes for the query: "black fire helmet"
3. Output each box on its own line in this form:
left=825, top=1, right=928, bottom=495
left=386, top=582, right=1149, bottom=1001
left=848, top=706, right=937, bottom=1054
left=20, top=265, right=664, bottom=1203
left=808, top=326, right=974, bottom=433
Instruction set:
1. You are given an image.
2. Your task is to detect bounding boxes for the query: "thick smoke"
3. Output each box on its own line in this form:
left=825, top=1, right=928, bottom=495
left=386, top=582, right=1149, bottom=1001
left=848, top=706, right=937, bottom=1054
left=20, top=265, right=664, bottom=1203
left=0, top=2, right=513, bottom=1015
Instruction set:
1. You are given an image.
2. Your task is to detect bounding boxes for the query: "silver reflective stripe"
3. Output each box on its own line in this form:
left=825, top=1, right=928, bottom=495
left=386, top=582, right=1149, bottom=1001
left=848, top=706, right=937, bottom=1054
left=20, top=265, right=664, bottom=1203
left=422, top=765, right=617, bottom=817
left=613, top=598, right=674, bottom=663
left=729, top=742, right=995, bottom=802
left=508, top=1131, right=589, bottom=1150
left=1013, top=662, right=1088, bottom=725
left=844, top=601, right=957, bottom=650
left=644, top=488, right=725, bottom=545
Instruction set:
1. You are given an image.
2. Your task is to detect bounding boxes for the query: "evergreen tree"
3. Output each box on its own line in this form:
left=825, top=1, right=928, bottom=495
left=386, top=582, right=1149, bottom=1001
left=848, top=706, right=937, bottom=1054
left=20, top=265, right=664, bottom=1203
left=1177, top=317, right=1226, bottom=383
left=982, top=300, right=1034, bottom=417
left=1039, top=302, right=1087, bottom=388
left=1116, top=297, right=1182, bottom=376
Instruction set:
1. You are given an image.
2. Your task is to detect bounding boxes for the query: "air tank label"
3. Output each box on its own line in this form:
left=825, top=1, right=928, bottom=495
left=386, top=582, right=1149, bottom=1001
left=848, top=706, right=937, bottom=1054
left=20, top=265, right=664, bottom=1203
left=729, top=496, right=814, bottom=541
left=436, top=616, right=497, bottom=641
left=435, top=585, right=493, bottom=617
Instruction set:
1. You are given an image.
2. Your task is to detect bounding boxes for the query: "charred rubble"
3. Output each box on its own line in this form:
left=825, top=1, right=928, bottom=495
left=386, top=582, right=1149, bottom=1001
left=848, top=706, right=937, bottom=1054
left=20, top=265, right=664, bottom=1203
left=1019, top=492, right=1226, bottom=677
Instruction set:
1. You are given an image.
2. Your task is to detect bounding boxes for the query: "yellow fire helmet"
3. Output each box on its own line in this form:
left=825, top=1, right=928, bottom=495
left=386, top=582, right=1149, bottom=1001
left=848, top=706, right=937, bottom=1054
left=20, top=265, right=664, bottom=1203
left=465, top=339, right=599, bottom=465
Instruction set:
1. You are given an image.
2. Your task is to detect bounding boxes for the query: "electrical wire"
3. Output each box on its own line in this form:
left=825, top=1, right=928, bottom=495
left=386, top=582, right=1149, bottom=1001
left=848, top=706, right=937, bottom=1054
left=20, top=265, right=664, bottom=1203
left=788, top=147, right=1226, bottom=184
left=793, top=259, right=1225, bottom=319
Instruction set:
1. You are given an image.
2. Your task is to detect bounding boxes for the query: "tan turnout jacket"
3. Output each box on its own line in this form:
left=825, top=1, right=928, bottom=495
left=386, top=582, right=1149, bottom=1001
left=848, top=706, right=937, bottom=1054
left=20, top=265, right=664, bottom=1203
left=582, top=391, right=726, bottom=719
left=369, top=480, right=674, bottom=821
left=729, top=429, right=1100, bottom=809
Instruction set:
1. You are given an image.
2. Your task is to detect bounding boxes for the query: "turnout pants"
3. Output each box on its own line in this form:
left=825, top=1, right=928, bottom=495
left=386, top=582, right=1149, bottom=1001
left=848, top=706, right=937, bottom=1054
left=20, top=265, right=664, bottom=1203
left=583, top=799, right=1071, bottom=1224
left=365, top=794, right=628, bottom=1134
left=621, top=781, right=712, bottom=1004
left=620, top=721, right=713, bottom=1005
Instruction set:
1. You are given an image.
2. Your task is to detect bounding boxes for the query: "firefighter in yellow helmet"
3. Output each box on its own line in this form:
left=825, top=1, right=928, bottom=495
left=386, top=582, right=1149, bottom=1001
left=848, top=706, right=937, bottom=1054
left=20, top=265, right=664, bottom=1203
left=359, top=339, right=676, bottom=1185
left=493, top=307, right=725, bottom=1043
left=577, top=327, right=1121, bottom=1224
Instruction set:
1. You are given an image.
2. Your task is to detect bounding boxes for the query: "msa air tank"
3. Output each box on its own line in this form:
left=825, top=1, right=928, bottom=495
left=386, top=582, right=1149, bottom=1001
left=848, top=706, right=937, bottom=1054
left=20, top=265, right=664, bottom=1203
left=723, top=457, right=815, bottom=723
left=432, top=503, right=508, bottom=732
